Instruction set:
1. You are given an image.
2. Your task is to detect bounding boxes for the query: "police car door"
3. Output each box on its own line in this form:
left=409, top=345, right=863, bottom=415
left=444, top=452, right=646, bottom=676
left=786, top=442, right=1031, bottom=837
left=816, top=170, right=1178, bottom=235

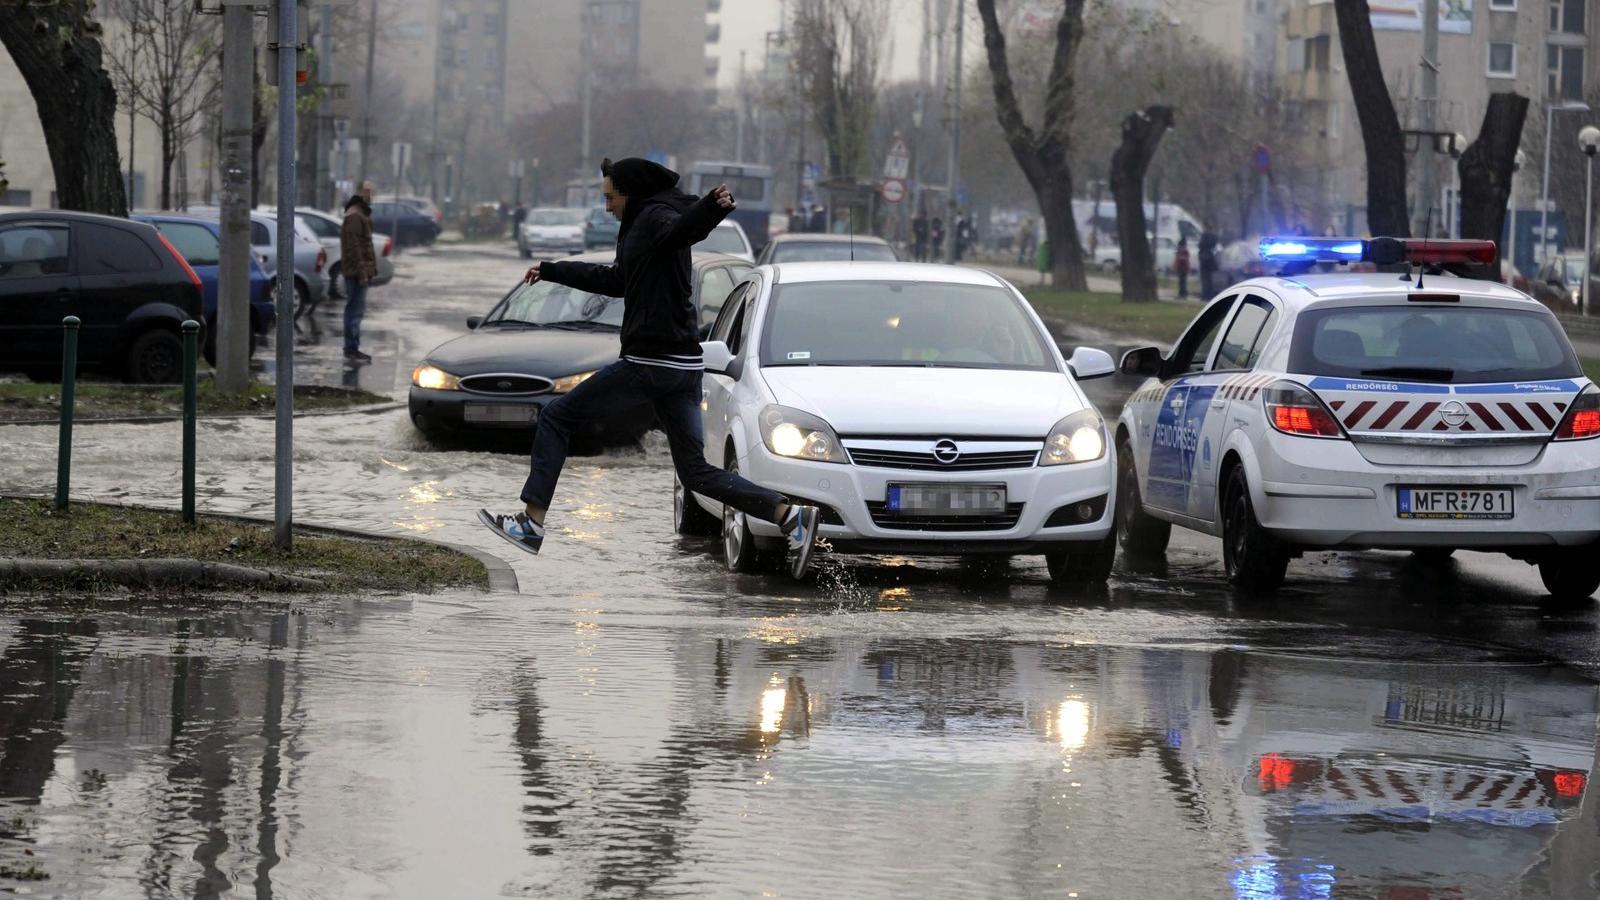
left=1193, top=294, right=1280, bottom=520
left=1143, top=296, right=1239, bottom=514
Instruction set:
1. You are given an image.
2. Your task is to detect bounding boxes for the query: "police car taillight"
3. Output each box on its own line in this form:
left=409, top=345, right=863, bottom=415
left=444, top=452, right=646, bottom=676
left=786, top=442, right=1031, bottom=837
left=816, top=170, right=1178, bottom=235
left=1263, top=382, right=1345, bottom=439
left=1554, top=385, right=1600, bottom=440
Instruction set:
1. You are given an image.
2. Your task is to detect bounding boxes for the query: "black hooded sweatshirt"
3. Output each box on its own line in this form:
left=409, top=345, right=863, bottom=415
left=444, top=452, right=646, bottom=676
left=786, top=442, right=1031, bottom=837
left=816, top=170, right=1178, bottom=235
left=540, top=158, right=730, bottom=369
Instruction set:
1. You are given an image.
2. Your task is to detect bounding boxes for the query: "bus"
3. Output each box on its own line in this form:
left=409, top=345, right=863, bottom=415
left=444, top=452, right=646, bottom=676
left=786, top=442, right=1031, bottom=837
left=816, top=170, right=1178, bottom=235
left=685, top=161, right=773, bottom=253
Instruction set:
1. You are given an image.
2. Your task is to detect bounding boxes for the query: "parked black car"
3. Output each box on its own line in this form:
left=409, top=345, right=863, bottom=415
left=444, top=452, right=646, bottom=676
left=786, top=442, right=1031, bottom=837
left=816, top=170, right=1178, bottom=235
left=0, top=210, right=204, bottom=383
left=408, top=251, right=751, bottom=442
left=370, top=200, right=442, bottom=248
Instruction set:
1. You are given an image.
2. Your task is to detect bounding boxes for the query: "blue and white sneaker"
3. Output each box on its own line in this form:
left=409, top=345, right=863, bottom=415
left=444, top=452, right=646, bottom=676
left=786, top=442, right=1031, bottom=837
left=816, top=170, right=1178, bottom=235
left=477, top=508, right=545, bottom=555
left=780, top=504, right=820, bottom=580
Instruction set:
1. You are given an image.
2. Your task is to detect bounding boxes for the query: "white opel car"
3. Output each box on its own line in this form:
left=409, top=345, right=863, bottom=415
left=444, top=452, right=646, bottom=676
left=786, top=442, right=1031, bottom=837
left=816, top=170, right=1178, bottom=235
left=1114, top=236, right=1600, bottom=599
left=676, top=262, right=1120, bottom=583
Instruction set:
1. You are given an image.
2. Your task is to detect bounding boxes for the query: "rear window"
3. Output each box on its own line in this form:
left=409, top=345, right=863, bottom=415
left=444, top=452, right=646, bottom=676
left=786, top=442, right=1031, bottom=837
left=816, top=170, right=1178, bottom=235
left=698, top=225, right=750, bottom=256
left=1290, top=305, right=1581, bottom=383
left=77, top=223, right=162, bottom=275
left=771, top=241, right=897, bottom=263
left=156, top=221, right=220, bottom=267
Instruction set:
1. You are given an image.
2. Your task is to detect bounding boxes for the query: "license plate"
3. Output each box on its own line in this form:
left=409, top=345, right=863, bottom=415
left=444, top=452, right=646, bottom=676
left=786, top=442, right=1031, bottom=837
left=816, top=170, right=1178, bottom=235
left=464, top=403, right=539, bottom=425
left=1396, top=486, right=1514, bottom=520
left=886, top=483, right=1007, bottom=516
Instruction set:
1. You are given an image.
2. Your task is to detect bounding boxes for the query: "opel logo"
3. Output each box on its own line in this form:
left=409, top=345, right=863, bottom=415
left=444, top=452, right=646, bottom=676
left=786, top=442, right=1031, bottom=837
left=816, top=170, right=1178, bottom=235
left=1438, top=401, right=1468, bottom=428
left=932, top=439, right=961, bottom=464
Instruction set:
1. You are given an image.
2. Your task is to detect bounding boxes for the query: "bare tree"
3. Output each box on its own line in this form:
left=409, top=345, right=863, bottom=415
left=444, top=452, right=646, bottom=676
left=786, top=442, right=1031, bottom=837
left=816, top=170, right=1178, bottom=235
left=1110, top=106, right=1173, bottom=302
left=0, top=1, right=128, bottom=214
left=975, top=0, right=1090, bottom=291
left=101, top=0, right=219, bottom=209
left=1457, top=93, right=1528, bottom=278
left=791, top=0, right=887, bottom=181
left=1333, top=0, right=1409, bottom=238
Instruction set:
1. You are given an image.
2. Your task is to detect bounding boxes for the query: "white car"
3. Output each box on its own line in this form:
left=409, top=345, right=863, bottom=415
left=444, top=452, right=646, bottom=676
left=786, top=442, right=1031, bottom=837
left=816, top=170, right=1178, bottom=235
left=518, top=207, right=587, bottom=258
left=696, top=219, right=755, bottom=262
left=1092, top=236, right=1176, bottom=274
left=1113, top=236, right=1600, bottom=599
left=678, top=262, right=1120, bottom=583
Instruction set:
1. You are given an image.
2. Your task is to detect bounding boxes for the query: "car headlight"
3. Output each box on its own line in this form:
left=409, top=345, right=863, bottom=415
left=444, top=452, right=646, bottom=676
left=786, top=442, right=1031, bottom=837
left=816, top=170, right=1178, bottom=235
left=551, top=370, right=597, bottom=393
left=412, top=363, right=460, bottom=391
left=759, top=404, right=847, bottom=463
left=1040, top=409, right=1106, bottom=465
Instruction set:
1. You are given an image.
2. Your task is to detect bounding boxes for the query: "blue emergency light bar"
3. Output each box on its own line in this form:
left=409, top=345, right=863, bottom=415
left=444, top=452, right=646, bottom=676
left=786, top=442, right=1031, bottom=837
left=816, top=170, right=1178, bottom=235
left=1259, top=237, right=1367, bottom=262
left=1258, top=236, right=1497, bottom=267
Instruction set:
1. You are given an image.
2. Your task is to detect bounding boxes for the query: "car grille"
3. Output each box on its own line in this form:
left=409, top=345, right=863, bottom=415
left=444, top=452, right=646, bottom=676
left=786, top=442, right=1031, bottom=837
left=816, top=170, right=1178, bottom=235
left=865, top=501, right=1025, bottom=532
left=459, top=374, right=554, bottom=396
left=847, top=448, right=1039, bottom=471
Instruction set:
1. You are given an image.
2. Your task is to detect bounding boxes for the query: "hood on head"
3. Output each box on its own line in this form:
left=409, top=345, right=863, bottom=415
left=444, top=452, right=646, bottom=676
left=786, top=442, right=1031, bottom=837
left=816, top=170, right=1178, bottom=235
left=602, top=157, right=680, bottom=198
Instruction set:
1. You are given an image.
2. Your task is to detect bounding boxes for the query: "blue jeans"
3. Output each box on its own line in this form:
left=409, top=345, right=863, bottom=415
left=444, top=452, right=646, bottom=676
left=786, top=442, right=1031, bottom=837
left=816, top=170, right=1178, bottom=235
left=342, top=275, right=368, bottom=352
left=520, top=360, right=786, bottom=523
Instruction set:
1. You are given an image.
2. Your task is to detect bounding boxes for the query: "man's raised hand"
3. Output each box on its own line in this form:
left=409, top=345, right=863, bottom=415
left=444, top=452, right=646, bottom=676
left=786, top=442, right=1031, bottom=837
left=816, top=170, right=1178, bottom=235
left=712, top=184, right=736, bottom=210
left=524, top=262, right=543, bottom=285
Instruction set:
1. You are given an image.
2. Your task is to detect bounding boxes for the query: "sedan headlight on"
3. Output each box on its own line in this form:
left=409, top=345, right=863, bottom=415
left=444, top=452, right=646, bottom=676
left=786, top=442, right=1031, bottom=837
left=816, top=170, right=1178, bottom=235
left=551, top=370, right=597, bottom=393
left=1041, top=409, right=1106, bottom=465
left=411, top=363, right=460, bottom=391
left=759, top=404, right=848, bottom=463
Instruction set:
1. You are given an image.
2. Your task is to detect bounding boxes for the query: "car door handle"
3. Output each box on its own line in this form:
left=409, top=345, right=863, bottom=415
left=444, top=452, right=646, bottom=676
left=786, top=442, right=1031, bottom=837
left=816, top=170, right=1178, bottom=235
left=1211, top=400, right=1226, bottom=410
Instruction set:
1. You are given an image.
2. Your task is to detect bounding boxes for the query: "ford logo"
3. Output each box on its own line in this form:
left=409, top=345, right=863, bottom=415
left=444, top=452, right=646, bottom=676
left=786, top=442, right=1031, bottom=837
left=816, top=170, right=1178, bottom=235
left=497, top=380, right=514, bottom=391
left=1438, top=401, right=1468, bottom=428
left=932, top=439, right=961, bottom=464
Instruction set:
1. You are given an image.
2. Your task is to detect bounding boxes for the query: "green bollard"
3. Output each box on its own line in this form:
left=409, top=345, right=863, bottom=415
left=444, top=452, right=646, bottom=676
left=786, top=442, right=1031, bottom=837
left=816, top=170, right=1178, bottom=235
left=182, top=320, right=199, bottom=525
left=55, top=316, right=80, bottom=511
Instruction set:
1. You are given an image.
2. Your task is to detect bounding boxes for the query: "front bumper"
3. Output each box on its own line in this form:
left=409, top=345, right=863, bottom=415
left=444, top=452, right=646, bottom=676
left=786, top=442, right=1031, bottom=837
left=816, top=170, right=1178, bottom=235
left=737, top=444, right=1115, bottom=555
left=520, top=234, right=585, bottom=255
left=1251, top=434, right=1600, bottom=549
left=407, top=387, right=649, bottom=443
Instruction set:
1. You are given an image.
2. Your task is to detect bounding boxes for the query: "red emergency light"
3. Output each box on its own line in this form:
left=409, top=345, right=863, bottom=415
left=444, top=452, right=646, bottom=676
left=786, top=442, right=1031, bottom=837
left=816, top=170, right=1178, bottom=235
left=1365, top=237, right=1498, bottom=267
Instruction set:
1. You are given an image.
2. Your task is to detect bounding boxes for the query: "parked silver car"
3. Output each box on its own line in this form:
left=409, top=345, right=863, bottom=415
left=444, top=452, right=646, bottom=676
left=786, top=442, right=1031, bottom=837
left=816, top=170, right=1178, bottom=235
left=289, top=207, right=395, bottom=298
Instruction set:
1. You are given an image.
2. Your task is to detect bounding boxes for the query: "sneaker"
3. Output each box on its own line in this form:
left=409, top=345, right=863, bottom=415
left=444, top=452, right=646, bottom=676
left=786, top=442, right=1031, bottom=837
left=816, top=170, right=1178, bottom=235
left=780, top=504, right=820, bottom=580
left=344, top=349, right=372, bottom=363
left=477, top=508, right=544, bottom=555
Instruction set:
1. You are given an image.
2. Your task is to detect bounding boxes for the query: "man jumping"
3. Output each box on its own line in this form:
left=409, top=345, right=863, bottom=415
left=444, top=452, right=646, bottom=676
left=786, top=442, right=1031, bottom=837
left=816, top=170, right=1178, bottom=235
left=478, top=157, right=821, bottom=578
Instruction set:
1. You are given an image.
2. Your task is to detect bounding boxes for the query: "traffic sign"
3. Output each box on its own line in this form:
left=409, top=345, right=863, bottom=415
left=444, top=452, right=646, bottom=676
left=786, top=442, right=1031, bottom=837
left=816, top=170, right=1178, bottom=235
left=885, top=137, right=911, bottom=181
left=880, top=178, right=906, bottom=204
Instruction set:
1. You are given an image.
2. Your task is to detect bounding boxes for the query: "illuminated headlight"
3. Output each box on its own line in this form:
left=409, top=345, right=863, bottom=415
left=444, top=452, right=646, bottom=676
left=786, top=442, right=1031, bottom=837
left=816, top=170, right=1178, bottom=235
left=759, top=404, right=847, bottom=463
left=1040, top=409, right=1106, bottom=465
left=411, top=363, right=460, bottom=391
left=551, top=370, right=597, bottom=393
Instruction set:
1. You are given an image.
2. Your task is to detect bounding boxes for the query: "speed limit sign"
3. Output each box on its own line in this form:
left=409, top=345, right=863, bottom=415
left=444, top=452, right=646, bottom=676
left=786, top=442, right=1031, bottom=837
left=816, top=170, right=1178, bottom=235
left=880, top=178, right=906, bottom=204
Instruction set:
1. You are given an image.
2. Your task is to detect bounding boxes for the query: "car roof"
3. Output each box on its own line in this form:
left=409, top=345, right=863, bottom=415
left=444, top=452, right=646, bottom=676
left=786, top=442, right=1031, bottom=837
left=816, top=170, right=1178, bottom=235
left=770, top=233, right=890, bottom=245
left=0, top=209, right=146, bottom=228
left=770, top=261, right=1005, bottom=286
left=1243, top=271, right=1542, bottom=308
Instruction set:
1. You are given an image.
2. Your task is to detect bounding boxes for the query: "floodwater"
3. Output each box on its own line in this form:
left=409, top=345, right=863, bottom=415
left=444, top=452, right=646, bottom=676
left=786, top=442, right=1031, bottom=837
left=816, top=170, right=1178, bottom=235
left=0, top=244, right=1597, bottom=896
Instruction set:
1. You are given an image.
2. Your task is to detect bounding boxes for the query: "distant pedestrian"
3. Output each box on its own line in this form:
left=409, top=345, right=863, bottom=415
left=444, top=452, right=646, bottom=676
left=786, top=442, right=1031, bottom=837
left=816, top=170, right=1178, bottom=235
left=512, top=202, right=528, bottom=233
left=809, top=205, right=826, bottom=233
left=1015, top=218, right=1036, bottom=266
left=339, top=193, right=378, bottom=363
left=1174, top=237, right=1192, bottom=299
left=931, top=217, right=946, bottom=259
left=1198, top=231, right=1219, bottom=298
left=912, top=212, right=930, bottom=262
left=954, top=213, right=975, bottom=263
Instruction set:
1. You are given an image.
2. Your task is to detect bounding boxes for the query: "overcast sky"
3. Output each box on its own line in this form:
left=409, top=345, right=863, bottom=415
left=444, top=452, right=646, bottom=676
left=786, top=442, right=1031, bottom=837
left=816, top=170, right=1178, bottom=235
left=715, top=0, right=952, bottom=88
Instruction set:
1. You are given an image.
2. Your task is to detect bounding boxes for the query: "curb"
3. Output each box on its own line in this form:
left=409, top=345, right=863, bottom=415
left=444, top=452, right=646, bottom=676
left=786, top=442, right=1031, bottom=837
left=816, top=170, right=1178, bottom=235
left=0, top=558, right=324, bottom=592
left=0, top=400, right=405, bottom=428
left=0, top=493, right=519, bottom=595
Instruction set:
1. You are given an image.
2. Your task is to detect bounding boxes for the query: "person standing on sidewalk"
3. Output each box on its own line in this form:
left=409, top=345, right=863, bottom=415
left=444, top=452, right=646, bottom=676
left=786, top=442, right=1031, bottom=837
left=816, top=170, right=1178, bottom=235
left=478, top=157, right=821, bottom=577
left=339, top=193, right=378, bottom=362
left=912, top=212, right=929, bottom=262
left=1174, top=237, right=1192, bottom=300
left=1197, top=231, right=1219, bottom=299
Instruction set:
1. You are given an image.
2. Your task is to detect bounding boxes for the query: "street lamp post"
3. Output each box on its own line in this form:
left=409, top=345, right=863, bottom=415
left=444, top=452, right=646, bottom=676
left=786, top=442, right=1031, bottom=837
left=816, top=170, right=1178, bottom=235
left=1579, top=125, right=1600, bottom=314
left=1541, top=101, right=1589, bottom=265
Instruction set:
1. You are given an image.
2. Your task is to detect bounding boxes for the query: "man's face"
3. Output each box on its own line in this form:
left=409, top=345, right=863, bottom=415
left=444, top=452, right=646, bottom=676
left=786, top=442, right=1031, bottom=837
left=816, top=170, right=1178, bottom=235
left=360, top=181, right=374, bottom=203
left=603, top=177, right=627, bottom=220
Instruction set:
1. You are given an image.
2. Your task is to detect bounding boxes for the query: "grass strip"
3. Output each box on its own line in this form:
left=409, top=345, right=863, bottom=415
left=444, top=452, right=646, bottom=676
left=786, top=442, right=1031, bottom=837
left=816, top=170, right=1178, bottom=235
left=0, top=382, right=391, bottom=421
left=0, top=497, right=486, bottom=594
left=1023, top=289, right=1196, bottom=345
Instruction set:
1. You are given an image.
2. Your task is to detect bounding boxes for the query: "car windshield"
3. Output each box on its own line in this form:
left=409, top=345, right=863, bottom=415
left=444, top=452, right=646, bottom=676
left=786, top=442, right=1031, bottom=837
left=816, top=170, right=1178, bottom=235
left=698, top=226, right=748, bottom=255
left=761, top=281, right=1054, bottom=371
left=528, top=209, right=586, bottom=226
left=1290, top=305, right=1581, bottom=383
left=770, top=241, right=896, bottom=263
left=485, top=279, right=622, bottom=328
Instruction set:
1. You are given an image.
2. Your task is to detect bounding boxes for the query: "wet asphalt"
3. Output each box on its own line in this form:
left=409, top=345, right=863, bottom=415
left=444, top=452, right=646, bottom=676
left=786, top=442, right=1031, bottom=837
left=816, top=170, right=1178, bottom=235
left=0, top=243, right=1596, bottom=897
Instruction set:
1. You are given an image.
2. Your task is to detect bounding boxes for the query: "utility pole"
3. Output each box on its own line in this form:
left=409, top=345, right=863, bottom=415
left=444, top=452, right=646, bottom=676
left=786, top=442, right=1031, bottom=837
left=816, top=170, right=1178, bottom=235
left=274, top=0, right=300, bottom=549
left=735, top=50, right=746, bottom=163
left=319, top=2, right=333, bottom=209
left=216, top=1, right=253, bottom=396
left=943, top=0, right=963, bottom=264
left=1413, top=0, right=1439, bottom=237
left=358, top=0, right=377, bottom=185
left=580, top=0, right=594, bottom=179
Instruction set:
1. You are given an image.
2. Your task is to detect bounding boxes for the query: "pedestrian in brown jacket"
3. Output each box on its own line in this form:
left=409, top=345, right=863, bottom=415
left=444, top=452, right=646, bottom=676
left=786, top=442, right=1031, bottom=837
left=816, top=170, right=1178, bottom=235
left=340, top=194, right=378, bottom=362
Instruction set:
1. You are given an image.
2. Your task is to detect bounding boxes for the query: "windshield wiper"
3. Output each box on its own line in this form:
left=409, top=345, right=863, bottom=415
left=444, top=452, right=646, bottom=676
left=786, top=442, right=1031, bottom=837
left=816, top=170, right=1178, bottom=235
left=542, top=321, right=620, bottom=331
left=482, top=318, right=546, bottom=327
left=1359, top=366, right=1454, bottom=382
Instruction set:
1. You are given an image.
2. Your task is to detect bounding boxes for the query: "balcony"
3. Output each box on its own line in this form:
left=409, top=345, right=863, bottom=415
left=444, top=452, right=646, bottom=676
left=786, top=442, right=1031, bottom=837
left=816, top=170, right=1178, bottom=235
left=705, top=56, right=720, bottom=79
left=1287, top=67, right=1334, bottom=101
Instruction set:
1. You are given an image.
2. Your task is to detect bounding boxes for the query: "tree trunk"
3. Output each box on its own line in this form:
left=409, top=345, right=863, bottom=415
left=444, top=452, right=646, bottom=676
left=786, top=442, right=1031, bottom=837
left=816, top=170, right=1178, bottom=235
left=160, top=115, right=175, bottom=210
left=1333, top=0, right=1409, bottom=238
left=1040, top=178, right=1086, bottom=291
left=0, top=4, right=127, bottom=215
left=1110, top=106, right=1173, bottom=303
left=1459, top=92, right=1530, bottom=280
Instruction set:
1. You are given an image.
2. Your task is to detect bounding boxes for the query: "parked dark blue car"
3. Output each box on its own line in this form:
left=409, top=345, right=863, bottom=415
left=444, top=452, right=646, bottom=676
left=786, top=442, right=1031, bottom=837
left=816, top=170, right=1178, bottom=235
left=133, top=213, right=276, bottom=360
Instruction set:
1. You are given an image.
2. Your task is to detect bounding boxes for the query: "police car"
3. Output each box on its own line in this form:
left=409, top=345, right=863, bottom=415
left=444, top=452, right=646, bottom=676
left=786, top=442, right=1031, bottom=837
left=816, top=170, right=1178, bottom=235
left=1114, top=236, right=1600, bottom=598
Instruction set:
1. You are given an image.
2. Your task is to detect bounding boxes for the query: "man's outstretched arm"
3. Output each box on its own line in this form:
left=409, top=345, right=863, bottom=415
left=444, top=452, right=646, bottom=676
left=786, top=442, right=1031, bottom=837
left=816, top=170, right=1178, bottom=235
left=527, top=259, right=624, bottom=297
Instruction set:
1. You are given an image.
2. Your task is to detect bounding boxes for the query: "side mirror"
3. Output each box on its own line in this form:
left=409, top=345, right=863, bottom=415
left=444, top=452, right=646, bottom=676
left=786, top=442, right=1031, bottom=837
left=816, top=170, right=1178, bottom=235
left=1066, top=346, right=1115, bottom=380
left=1120, top=346, right=1165, bottom=378
left=701, top=340, right=736, bottom=377
left=466, top=315, right=483, bottom=329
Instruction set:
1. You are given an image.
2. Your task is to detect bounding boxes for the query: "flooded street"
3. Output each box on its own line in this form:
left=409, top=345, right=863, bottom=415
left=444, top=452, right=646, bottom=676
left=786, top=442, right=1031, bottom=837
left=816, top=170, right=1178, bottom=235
left=1, top=245, right=1597, bottom=896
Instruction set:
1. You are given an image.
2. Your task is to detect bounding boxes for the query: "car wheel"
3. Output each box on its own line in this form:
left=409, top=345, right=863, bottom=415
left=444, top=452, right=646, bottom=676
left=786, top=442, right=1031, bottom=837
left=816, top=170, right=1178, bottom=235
left=1221, top=466, right=1289, bottom=593
left=722, top=459, right=776, bottom=573
left=292, top=279, right=313, bottom=319
left=1046, top=532, right=1116, bottom=585
left=673, top=470, right=719, bottom=535
left=1538, top=552, right=1600, bottom=602
left=329, top=262, right=345, bottom=298
left=1117, top=440, right=1170, bottom=557
left=126, top=329, right=184, bottom=384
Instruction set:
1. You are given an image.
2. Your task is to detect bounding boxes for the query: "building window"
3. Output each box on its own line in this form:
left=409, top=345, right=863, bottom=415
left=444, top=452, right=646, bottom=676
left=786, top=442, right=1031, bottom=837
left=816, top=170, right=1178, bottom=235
left=1490, top=0, right=1516, bottom=9
left=1548, top=44, right=1585, bottom=99
left=1488, top=42, right=1516, bottom=77
left=1549, top=0, right=1584, bottom=33
left=0, top=189, right=33, bottom=207
left=484, top=12, right=499, bottom=34
left=1305, top=34, right=1331, bottom=71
